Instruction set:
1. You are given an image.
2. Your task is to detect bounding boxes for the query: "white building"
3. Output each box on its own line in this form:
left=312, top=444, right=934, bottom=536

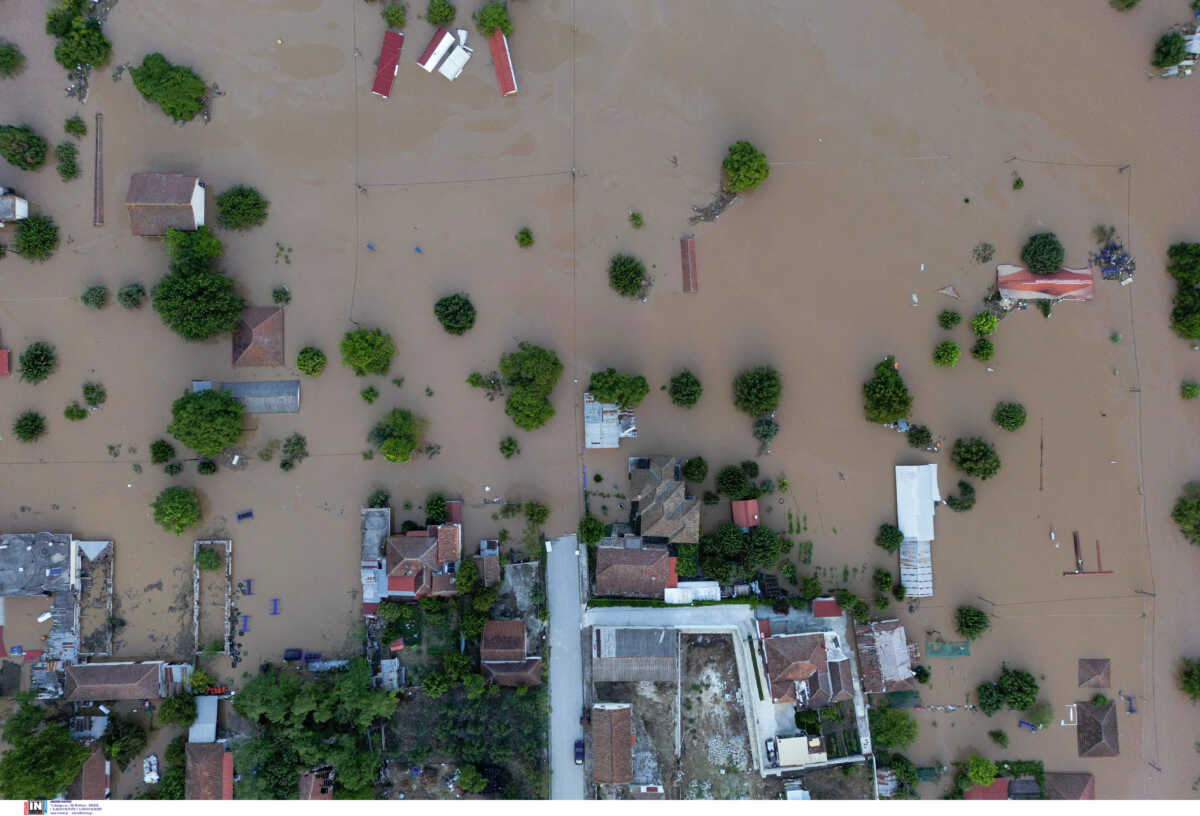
left=583, top=392, right=637, bottom=449
left=895, top=465, right=939, bottom=598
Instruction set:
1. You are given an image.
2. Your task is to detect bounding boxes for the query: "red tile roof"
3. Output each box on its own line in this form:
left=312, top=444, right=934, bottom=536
left=0, top=349, right=9, bottom=376
left=1044, top=772, right=1095, bottom=800
left=666, top=557, right=678, bottom=589
left=431, top=572, right=456, bottom=595
left=67, top=745, right=108, bottom=800
left=475, top=553, right=501, bottom=587
left=486, top=29, right=518, bottom=96
left=372, top=31, right=404, bottom=98
left=481, top=620, right=526, bottom=662
left=812, top=598, right=842, bottom=618
left=232, top=306, right=285, bottom=367
left=964, top=778, right=1010, bottom=800
left=388, top=574, right=416, bottom=593
left=731, top=499, right=760, bottom=528
left=482, top=658, right=542, bottom=686
left=595, top=546, right=670, bottom=598
left=680, top=237, right=697, bottom=293
left=592, top=705, right=632, bottom=784
left=65, top=662, right=163, bottom=701
left=186, top=743, right=232, bottom=800
left=125, top=173, right=200, bottom=236
left=22, top=649, right=44, bottom=664
left=436, top=524, right=461, bottom=564
left=362, top=602, right=379, bottom=618
left=445, top=500, right=463, bottom=524
left=763, top=633, right=828, bottom=705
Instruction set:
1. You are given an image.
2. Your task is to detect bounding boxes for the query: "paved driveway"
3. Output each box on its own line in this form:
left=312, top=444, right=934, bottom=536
left=547, top=535, right=585, bottom=799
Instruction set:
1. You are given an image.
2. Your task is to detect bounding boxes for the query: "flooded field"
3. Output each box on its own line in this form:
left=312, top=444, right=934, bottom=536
left=1, top=0, right=1199, bottom=799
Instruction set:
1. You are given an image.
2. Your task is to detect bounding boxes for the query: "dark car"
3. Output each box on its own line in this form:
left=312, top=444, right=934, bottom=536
left=574, top=739, right=585, bottom=765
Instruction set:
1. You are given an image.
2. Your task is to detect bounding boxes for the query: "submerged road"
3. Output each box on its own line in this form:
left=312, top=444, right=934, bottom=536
left=546, top=534, right=585, bottom=800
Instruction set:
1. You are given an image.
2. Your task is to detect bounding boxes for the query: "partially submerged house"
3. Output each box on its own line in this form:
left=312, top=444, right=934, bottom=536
left=895, top=465, right=939, bottom=598
left=125, top=173, right=204, bottom=236
left=996, top=264, right=1094, bottom=306
left=776, top=735, right=828, bottom=769
left=583, top=392, right=637, bottom=449
left=417, top=27, right=472, bottom=80
left=731, top=499, right=760, bottom=530
left=1043, top=772, right=1095, bottom=800
left=185, top=742, right=234, bottom=800
left=232, top=306, right=285, bottom=367
left=1076, top=700, right=1119, bottom=757
left=480, top=619, right=542, bottom=686
left=474, top=539, right=501, bottom=588
left=1078, top=658, right=1111, bottom=689
left=591, top=627, right=676, bottom=682
left=593, top=537, right=676, bottom=598
left=811, top=597, right=842, bottom=619
left=964, top=777, right=1011, bottom=800
left=663, top=580, right=719, bottom=604
left=761, top=631, right=853, bottom=709
left=359, top=507, right=391, bottom=618
left=854, top=619, right=919, bottom=695
left=591, top=703, right=632, bottom=785
left=64, top=661, right=166, bottom=702
left=207, top=380, right=300, bottom=413
left=383, top=521, right=462, bottom=599
left=372, top=30, right=404, bottom=98
left=0, top=187, right=29, bottom=227
left=628, top=456, right=700, bottom=545
left=485, top=28, right=518, bottom=96
left=189, top=695, right=219, bottom=743
left=66, top=745, right=110, bottom=801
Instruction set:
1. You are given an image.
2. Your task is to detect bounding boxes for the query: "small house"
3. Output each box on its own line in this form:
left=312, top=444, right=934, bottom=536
left=591, top=703, right=632, bottom=785
left=964, top=778, right=1010, bottom=800
left=480, top=619, right=542, bottom=686
left=417, top=28, right=456, bottom=72
left=997, top=264, right=1094, bottom=304
left=66, top=745, right=110, bottom=801
left=593, top=538, right=675, bottom=598
left=583, top=392, right=637, bottom=449
left=485, top=29, right=518, bottom=96
left=1044, top=772, right=1095, bottom=800
left=591, top=627, right=675, bottom=682
left=854, top=619, right=919, bottom=695
left=372, top=30, right=404, bottom=98
left=811, top=597, right=842, bottom=618
left=64, top=661, right=166, bottom=702
left=628, top=456, right=700, bottom=545
left=731, top=499, right=760, bottom=529
left=125, top=173, right=204, bottom=236
left=185, top=743, right=233, bottom=800
left=1076, top=700, right=1119, bottom=757
left=761, top=631, right=853, bottom=709
left=231, top=306, right=285, bottom=367
left=474, top=539, right=501, bottom=587
left=188, top=695, right=218, bottom=743
left=218, top=380, right=300, bottom=413
left=0, top=188, right=29, bottom=227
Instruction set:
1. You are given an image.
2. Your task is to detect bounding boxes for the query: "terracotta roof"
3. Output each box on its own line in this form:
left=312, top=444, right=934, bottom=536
left=854, top=619, right=918, bottom=694
left=486, top=29, right=517, bottom=96
left=65, top=662, right=163, bottom=701
left=1077, top=701, right=1119, bottom=757
left=595, top=546, right=670, bottom=598
left=125, top=173, right=200, bottom=236
left=232, top=306, right=285, bottom=367
left=445, top=500, right=463, bottom=524
left=763, top=633, right=826, bottom=704
left=1078, top=658, right=1111, bottom=689
left=828, top=658, right=854, bottom=703
left=964, top=778, right=1010, bottom=800
left=1044, top=772, right=1095, bottom=800
left=0, top=348, right=9, bottom=377
left=731, top=499, right=760, bottom=528
left=996, top=264, right=1094, bottom=302
left=436, top=524, right=461, bottom=564
left=67, top=745, right=108, bottom=800
left=299, top=770, right=334, bottom=800
left=475, top=553, right=501, bottom=587
left=430, top=572, right=456, bottom=595
left=482, top=658, right=542, bottom=686
left=812, top=598, right=842, bottom=618
left=591, top=705, right=632, bottom=784
left=186, top=743, right=232, bottom=800
left=481, top=620, right=526, bottom=663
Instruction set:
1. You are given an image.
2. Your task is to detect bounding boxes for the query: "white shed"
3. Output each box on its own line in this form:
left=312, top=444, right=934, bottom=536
left=895, top=465, right=939, bottom=543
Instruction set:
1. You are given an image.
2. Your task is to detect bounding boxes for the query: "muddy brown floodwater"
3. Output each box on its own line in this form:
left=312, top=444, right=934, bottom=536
left=2, top=0, right=1199, bottom=799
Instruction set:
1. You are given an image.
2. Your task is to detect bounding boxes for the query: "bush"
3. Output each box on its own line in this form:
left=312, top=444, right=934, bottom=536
left=579, top=514, right=605, bottom=546
left=955, top=606, right=990, bottom=640
left=951, top=437, right=1001, bottom=480
left=341, top=328, right=395, bottom=376
left=427, top=0, right=456, bottom=25
left=525, top=501, right=550, bottom=526
left=0, top=124, right=48, bottom=171
left=117, top=282, right=146, bottom=309
left=988, top=729, right=1009, bottom=748
left=892, top=582, right=907, bottom=601
left=366, top=489, right=390, bottom=509
left=906, top=424, right=932, bottom=449
left=267, top=286, right=290, bottom=307
left=100, top=716, right=146, bottom=771
left=932, top=341, right=960, bottom=367
left=14, top=213, right=60, bottom=262
left=130, top=53, right=208, bottom=123
left=515, top=227, right=533, bottom=247
left=1171, top=482, right=1200, bottom=546
left=733, top=366, right=781, bottom=416
left=1152, top=31, right=1187, bottom=69
left=875, top=523, right=903, bottom=553
left=868, top=707, right=918, bottom=750
left=195, top=547, right=222, bottom=571
left=588, top=368, right=649, bottom=409
left=872, top=568, right=893, bottom=593
left=913, top=665, right=930, bottom=684
left=970, top=311, right=998, bottom=336
left=370, top=408, right=423, bottom=463
left=151, top=268, right=244, bottom=341
left=12, top=411, right=46, bottom=442
left=753, top=416, right=780, bottom=450
left=500, top=342, right=563, bottom=431
left=937, top=310, right=961, bottom=330
left=382, top=3, right=407, bottom=29
left=799, top=574, right=822, bottom=600
left=682, top=456, right=708, bottom=483
left=863, top=356, right=912, bottom=423
left=1109, top=0, right=1140, bottom=9
left=608, top=254, right=647, bottom=298
left=64, top=402, right=87, bottom=421
left=0, top=41, right=26, bottom=78
left=741, top=460, right=759, bottom=479
left=629, top=210, right=644, bottom=229
left=716, top=465, right=752, bottom=499
left=1025, top=700, right=1054, bottom=730
left=993, top=401, right=1026, bottom=431
left=64, top=114, right=86, bottom=138
left=499, top=436, right=519, bottom=458
left=971, top=338, right=994, bottom=361
left=18, top=341, right=57, bottom=384
left=157, top=693, right=197, bottom=726
left=722, top=140, right=769, bottom=193
left=1183, top=381, right=1200, bottom=400
left=281, top=433, right=308, bottom=469
left=150, top=439, right=176, bottom=465
left=972, top=242, right=995, bottom=264
left=962, top=754, right=997, bottom=789
left=152, top=487, right=201, bottom=534
left=54, top=141, right=79, bottom=181
left=83, top=381, right=106, bottom=406
left=1179, top=657, right=1200, bottom=701
left=424, top=493, right=448, bottom=525
left=977, top=683, right=1003, bottom=715
left=196, top=459, right=218, bottom=475
left=45, top=1, right=84, bottom=38
left=1021, top=232, right=1064, bottom=275
left=215, top=185, right=269, bottom=231
left=80, top=285, right=107, bottom=309
left=668, top=369, right=703, bottom=408
left=167, top=389, right=245, bottom=456
left=361, top=386, right=379, bottom=404
left=997, top=668, right=1039, bottom=710
left=164, top=461, right=183, bottom=476
left=434, top=293, right=476, bottom=335
left=295, top=346, right=326, bottom=377
left=474, top=1, right=512, bottom=36
left=1168, top=242, right=1200, bottom=285
left=53, top=17, right=111, bottom=70
left=702, top=490, right=719, bottom=506
left=944, top=480, right=976, bottom=512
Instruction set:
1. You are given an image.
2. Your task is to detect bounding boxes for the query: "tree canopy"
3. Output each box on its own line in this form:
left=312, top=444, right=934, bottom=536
left=608, top=254, right=647, bottom=298
left=0, top=124, right=48, bottom=171
left=0, top=693, right=91, bottom=800
left=955, top=606, right=990, bottom=641
left=951, top=437, right=1001, bottom=480
left=668, top=369, right=703, bottom=408
left=716, top=464, right=755, bottom=499
left=168, top=389, right=245, bottom=455
left=0, top=41, right=26, bottom=78
left=1152, top=30, right=1187, bottom=69
left=992, top=401, right=1026, bottom=431
left=579, top=514, right=605, bottom=547
left=697, top=522, right=783, bottom=583
left=370, top=408, right=424, bottom=463
left=297, top=346, right=327, bottom=376
left=434, top=293, right=477, bottom=335
left=130, top=53, right=208, bottom=122
left=875, top=523, right=903, bottom=553
left=152, top=487, right=201, bottom=534
left=1179, top=657, right=1200, bottom=701
left=499, top=342, right=563, bottom=431
left=961, top=754, right=998, bottom=789
left=996, top=668, right=1039, bottom=711
left=588, top=368, right=649, bottom=409
left=732, top=365, right=782, bottom=416
left=681, top=456, right=708, bottom=483
left=340, top=328, right=395, bottom=376
left=54, top=16, right=111, bottom=70
left=215, top=185, right=269, bottom=230
left=722, top=140, right=770, bottom=193
left=863, top=356, right=912, bottom=423
left=1170, top=482, right=1200, bottom=546
left=18, top=341, right=57, bottom=384
left=1020, top=232, right=1064, bottom=275
left=14, top=213, right=59, bottom=262
left=151, top=257, right=244, bottom=342
left=474, top=1, right=513, bottom=36
left=157, top=693, right=197, bottom=726
left=868, top=707, right=918, bottom=750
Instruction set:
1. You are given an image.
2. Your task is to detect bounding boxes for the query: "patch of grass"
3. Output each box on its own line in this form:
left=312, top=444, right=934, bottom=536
left=515, top=227, right=533, bottom=247
left=629, top=211, right=644, bottom=229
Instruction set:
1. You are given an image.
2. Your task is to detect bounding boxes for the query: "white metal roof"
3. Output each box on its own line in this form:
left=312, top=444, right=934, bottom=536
left=663, top=581, right=720, bottom=604
left=895, top=464, right=939, bottom=543
left=188, top=695, right=218, bottom=743
left=437, top=44, right=471, bottom=80
left=899, top=541, right=933, bottom=598
left=583, top=392, right=637, bottom=449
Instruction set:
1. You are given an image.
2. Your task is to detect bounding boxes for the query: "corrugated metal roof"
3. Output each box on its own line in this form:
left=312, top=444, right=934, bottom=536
left=895, top=465, right=939, bottom=543
left=899, top=541, right=933, bottom=598
left=219, top=380, right=299, bottom=413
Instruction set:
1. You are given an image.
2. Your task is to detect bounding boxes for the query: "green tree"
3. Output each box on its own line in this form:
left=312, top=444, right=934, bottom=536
left=64, top=402, right=87, bottom=421
left=732, top=365, right=782, bottom=415
left=668, top=369, right=703, bottom=408
left=1020, top=232, right=1064, bottom=275
left=130, top=53, right=208, bottom=122
left=64, top=114, right=86, bottom=138
left=1179, top=657, right=1200, bottom=701
left=55, top=141, right=79, bottom=181
left=157, top=693, right=198, bottom=726
left=340, top=328, right=395, bottom=376
left=14, top=213, right=59, bottom=261
left=366, top=489, right=390, bottom=508
left=937, top=309, right=961, bottom=330
left=500, top=342, right=563, bottom=431
left=427, top=0, right=456, bottom=25
left=716, top=464, right=752, bottom=498
left=1170, top=482, right=1200, bottom=545
left=888, top=753, right=918, bottom=790
left=868, top=707, right=918, bottom=750
left=215, top=185, right=269, bottom=230
left=117, top=282, right=147, bottom=309
left=0, top=41, right=26, bottom=78
left=463, top=674, right=487, bottom=702
left=875, top=523, right=903, bottom=553
left=971, top=311, right=998, bottom=337
left=525, top=501, right=550, bottom=526
left=434, top=293, right=476, bottom=335
left=0, top=124, right=48, bottom=170
left=746, top=527, right=783, bottom=567
left=423, top=671, right=451, bottom=699
left=164, top=225, right=223, bottom=272
left=944, top=480, right=976, bottom=512
left=579, top=514, right=605, bottom=546
left=906, top=424, right=932, bottom=449
left=515, top=227, right=533, bottom=247
left=971, top=338, right=995, bottom=361
left=977, top=682, right=1003, bottom=715
left=873, top=568, right=893, bottom=593
left=499, top=436, right=519, bottom=458
left=195, top=546, right=222, bottom=571
left=682, top=456, right=708, bottom=483
left=458, top=763, right=487, bottom=793
left=933, top=340, right=960, bottom=367
left=152, top=487, right=201, bottom=534
left=0, top=694, right=91, bottom=800
left=81, top=284, right=108, bottom=309
left=370, top=408, right=424, bottom=463
left=863, top=356, right=912, bottom=423
left=588, top=368, right=649, bottom=408
left=608, top=254, right=647, bottom=298
left=425, top=492, right=448, bottom=524
left=1182, top=381, right=1200, bottom=400
left=892, top=582, right=907, bottom=601
left=961, top=753, right=997, bottom=789
left=454, top=556, right=480, bottom=596
left=1152, top=30, right=1187, bottom=69
left=297, top=346, right=327, bottom=376
left=722, top=140, right=769, bottom=193
left=1025, top=699, right=1054, bottom=730
left=993, top=401, right=1026, bottom=431
left=955, top=606, right=990, bottom=640
left=951, top=437, right=1001, bottom=480
left=150, top=438, right=176, bottom=464
left=100, top=715, right=147, bottom=770
left=18, top=341, right=57, bottom=383
left=1110, top=0, right=1141, bottom=9
left=151, top=268, right=244, bottom=341
left=988, top=729, right=1009, bottom=748
left=997, top=668, right=1039, bottom=711
left=474, top=1, right=513, bottom=35
left=382, top=3, right=407, bottom=28
left=12, top=411, right=46, bottom=442
left=676, top=543, right=699, bottom=577
left=168, top=389, right=244, bottom=455
left=53, top=16, right=111, bottom=69
left=1167, top=242, right=1200, bottom=285
left=798, top=574, right=822, bottom=600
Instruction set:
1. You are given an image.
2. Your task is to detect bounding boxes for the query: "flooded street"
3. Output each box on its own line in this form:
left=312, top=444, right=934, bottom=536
left=2, top=0, right=1199, bottom=798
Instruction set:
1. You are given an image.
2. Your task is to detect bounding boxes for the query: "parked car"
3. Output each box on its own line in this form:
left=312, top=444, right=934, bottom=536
left=574, top=739, right=585, bottom=765
left=764, top=737, right=778, bottom=767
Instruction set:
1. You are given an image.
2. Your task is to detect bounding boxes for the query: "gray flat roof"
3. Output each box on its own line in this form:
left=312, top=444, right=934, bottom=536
left=600, top=627, right=676, bottom=658
left=0, top=533, right=72, bottom=597
left=219, top=380, right=300, bottom=414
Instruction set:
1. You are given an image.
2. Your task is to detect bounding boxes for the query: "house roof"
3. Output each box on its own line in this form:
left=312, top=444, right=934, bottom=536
left=1076, top=701, right=1119, bottom=757
left=185, top=743, right=232, bottom=800
left=219, top=380, right=299, bottom=414
left=0, top=348, right=9, bottom=377
left=299, top=770, right=334, bottom=800
left=417, top=27, right=454, bottom=71
left=67, top=745, right=108, bottom=800
left=486, top=29, right=518, bottom=96
left=0, top=531, right=72, bottom=597
left=188, top=695, right=219, bottom=743
left=482, top=657, right=542, bottom=686
left=1078, top=658, right=1111, bottom=688
left=372, top=30, right=404, bottom=97
left=232, top=306, right=285, bottom=367
left=964, top=777, right=1010, bottom=800
left=895, top=465, right=939, bottom=543
left=595, top=545, right=670, bottom=598
left=583, top=392, right=638, bottom=449
left=854, top=619, right=918, bottom=694
left=592, top=704, right=632, bottom=784
left=997, top=264, right=1094, bottom=302
left=475, top=553, right=501, bottom=587
left=1044, top=772, right=1095, bottom=800
left=629, top=456, right=700, bottom=544
left=898, top=540, right=933, bottom=598
left=481, top=620, right=526, bottom=663
left=828, top=658, right=854, bottom=704
left=430, top=572, right=456, bottom=595
left=436, top=524, right=461, bottom=564
left=592, top=627, right=677, bottom=682
left=445, top=500, right=463, bottom=525
left=125, top=173, right=199, bottom=236
left=65, top=662, right=163, bottom=701
left=763, top=633, right=827, bottom=705
left=812, top=597, right=842, bottom=618
left=731, top=499, right=760, bottom=528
